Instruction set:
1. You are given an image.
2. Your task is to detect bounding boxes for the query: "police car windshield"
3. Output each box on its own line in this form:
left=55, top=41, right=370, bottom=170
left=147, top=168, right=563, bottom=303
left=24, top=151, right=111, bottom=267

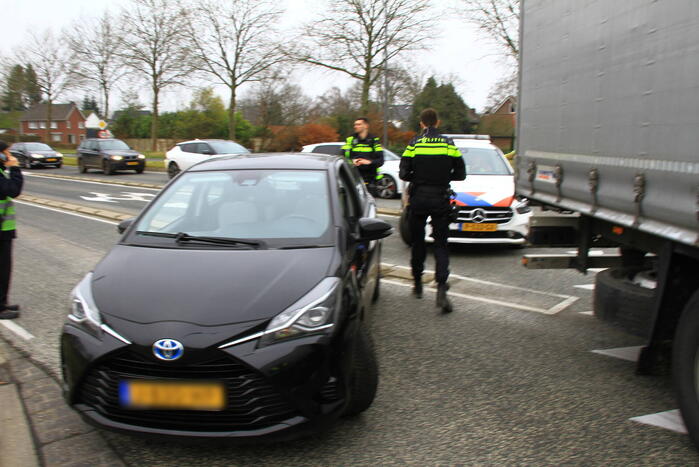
left=457, top=147, right=512, bottom=175
left=132, top=169, right=333, bottom=249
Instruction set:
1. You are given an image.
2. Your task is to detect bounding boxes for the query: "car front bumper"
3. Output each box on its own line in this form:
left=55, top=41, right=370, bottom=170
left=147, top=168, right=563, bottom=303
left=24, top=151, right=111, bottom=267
left=426, top=210, right=532, bottom=245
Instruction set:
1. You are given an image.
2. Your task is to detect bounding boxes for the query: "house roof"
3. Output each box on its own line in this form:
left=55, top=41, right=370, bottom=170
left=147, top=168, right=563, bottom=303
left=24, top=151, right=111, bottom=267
left=20, top=103, right=85, bottom=121
left=487, top=95, right=517, bottom=115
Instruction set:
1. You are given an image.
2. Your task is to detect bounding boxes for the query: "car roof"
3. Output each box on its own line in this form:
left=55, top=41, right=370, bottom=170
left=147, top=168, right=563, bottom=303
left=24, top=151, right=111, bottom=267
left=177, top=139, right=241, bottom=145
left=189, top=153, right=340, bottom=172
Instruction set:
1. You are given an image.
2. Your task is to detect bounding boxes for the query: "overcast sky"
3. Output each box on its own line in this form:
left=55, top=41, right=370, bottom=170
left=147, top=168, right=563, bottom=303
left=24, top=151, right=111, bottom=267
left=3, top=0, right=511, bottom=114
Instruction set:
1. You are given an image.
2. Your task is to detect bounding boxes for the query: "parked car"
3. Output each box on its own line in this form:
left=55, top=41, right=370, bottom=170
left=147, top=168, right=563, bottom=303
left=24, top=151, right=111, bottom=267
left=165, top=139, right=250, bottom=178
left=9, top=142, right=63, bottom=169
left=60, top=153, right=392, bottom=440
left=300, top=142, right=403, bottom=199
left=76, top=138, right=146, bottom=175
left=399, top=135, right=532, bottom=246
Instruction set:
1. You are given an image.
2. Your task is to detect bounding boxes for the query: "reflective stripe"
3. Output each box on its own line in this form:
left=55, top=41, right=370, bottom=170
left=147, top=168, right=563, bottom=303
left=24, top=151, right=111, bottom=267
left=0, top=167, right=16, bottom=231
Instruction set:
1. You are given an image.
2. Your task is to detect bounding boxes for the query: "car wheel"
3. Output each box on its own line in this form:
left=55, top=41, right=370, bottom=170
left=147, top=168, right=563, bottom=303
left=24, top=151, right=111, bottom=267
left=78, top=158, right=87, bottom=173
left=21, top=156, right=31, bottom=169
left=343, top=325, right=378, bottom=416
left=399, top=208, right=413, bottom=246
left=375, top=175, right=398, bottom=199
left=55, top=163, right=62, bottom=169
left=167, top=162, right=181, bottom=179
left=673, top=290, right=699, bottom=449
left=103, top=159, right=114, bottom=175
left=135, top=167, right=144, bottom=174
left=593, top=266, right=656, bottom=337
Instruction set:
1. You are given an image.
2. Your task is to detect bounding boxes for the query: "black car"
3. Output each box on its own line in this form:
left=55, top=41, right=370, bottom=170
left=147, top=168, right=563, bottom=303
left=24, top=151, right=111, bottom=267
left=76, top=138, right=146, bottom=174
left=9, top=142, right=63, bottom=168
left=61, top=153, right=392, bottom=439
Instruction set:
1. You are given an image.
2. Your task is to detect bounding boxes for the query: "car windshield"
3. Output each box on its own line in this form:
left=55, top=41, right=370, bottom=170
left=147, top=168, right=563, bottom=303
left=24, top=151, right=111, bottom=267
left=131, top=169, right=332, bottom=249
left=208, top=141, right=249, bottom=155
left=25, top=143, right=53, bottom=151
left=456, top=146, right=512, bottom=175
left=99, top=140, right=130, bottom=150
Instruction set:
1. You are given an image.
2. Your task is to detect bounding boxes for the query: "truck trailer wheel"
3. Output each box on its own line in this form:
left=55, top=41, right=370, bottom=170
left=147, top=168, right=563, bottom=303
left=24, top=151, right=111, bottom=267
left=673, top=290, right=699, bottom=449
left=593, top=266, right=655, bottom=337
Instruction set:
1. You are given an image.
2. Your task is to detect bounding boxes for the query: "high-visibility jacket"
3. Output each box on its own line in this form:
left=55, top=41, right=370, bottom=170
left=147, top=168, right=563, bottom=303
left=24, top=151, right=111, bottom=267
left=399, top=127, right=466, bottom=188
left=340, top=134, right=384, bottom=182
left=0, top=166, right=22, bottom=236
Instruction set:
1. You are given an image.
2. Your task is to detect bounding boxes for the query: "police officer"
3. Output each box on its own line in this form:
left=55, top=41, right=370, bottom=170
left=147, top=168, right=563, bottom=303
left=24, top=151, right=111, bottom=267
left=399, top=109, right=465, bottom=313
left=0, top=141, right=23, bottom=319
left=340, top=117, right=384, bottom=194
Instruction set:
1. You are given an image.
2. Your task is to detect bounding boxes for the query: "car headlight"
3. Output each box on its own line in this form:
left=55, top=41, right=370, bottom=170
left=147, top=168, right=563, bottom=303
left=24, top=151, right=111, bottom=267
left=137, top=154, right=146, bottom=159
left=68, top=273, right=103, bottom=336
left=31, top=153, right=44, bottom=159
left=514, top=198, right=532, bottom=214
left=110, top=155, right=123, bottom=161
left=258, top=277, right=341, bottom=348
left=55, top=152, right=63, bottom=158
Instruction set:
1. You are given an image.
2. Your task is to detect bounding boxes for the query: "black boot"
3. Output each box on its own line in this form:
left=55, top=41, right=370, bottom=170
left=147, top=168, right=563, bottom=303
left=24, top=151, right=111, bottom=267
left=413, top=277, right=423, bottom=299
left=436, top=283, right=453, bottom=313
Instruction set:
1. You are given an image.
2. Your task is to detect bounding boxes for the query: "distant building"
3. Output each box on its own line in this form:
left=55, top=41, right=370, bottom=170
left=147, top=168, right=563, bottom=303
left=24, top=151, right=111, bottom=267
left=477, top=96, right=516, bottom=152
left=19, top=103, right=86, bottom=144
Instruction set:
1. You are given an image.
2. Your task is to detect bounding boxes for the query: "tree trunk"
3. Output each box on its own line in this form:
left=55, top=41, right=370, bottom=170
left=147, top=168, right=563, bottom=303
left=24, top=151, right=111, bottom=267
left=228, top=87, right=237, bottom=140
left=46, top=98, right=52, bottom=144
left=103, top=86, right=110, bottom=121
left=360, top=77, right=371, bottom=115
left=151, top=88, right=159, bottom=152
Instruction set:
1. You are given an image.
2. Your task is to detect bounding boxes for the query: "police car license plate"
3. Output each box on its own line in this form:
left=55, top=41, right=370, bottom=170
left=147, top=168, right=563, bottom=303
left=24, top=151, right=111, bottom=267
left=461, top=223, right=497, bottom=232
left=126, top=161, right=139, bottom=165
left=119, top=380, right=226, bottom=410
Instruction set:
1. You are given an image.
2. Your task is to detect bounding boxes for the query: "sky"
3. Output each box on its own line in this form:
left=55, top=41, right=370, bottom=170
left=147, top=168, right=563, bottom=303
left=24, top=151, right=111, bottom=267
left=3, top=0, right=512, bottom=114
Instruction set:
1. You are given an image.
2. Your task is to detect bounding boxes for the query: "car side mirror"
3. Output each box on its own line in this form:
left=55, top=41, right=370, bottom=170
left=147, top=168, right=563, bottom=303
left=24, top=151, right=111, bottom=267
left=355, top=217, right=393, bottom=242
left=117, top=218, right=135, bottom=234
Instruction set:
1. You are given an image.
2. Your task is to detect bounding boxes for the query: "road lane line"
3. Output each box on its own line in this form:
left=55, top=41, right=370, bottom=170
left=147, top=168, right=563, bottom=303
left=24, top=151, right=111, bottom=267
left=14, top=200, right=119, bottom=225
left=23, top=173, right=161, bottom=191
left=591, top=346, right=642, bottom=362
left=546, top=296, right=580, bottom=314
left=579, top=311, right=594, bottom=316
left=630, top=409, right=687, bottom=434
left=0, top=321, right=35, bottom=340
left=574, top=284, right=595, bottom=290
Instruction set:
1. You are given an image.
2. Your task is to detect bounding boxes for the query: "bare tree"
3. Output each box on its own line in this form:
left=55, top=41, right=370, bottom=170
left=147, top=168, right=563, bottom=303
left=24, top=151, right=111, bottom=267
left=292, top=0, right=434, bottom=114
left=67, top=12, right=128, bottom=119
left=119, top=0, right=191, bottom=150
left=17, top=29, right=81, bottom=135
left=184, top=0, right=287, bottom=140
left=462, top=0, right=519, bottom=62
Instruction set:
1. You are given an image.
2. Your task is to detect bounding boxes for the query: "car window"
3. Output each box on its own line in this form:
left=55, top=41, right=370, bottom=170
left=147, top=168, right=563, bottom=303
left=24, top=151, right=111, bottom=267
left=455, top=146, right=512, bottom=175
left=196, top=143, right=212, bottom=154
left=208, top=141, right=249, bottom=155
left=9, top=144, right=21, bottom=150
left=178, top=143, right=195, bottom=153
left=337, top=164, right=361, bottom=221
left=131, top=169, right=332, bottom=248
left=312, top=144, right=342, bottom=155
left=25, top=143, right=53, bottom=151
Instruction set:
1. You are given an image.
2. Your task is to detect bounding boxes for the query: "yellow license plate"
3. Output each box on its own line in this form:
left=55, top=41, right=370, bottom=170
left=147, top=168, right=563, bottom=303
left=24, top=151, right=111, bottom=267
left=461, top=223, right=497, bottom=232
left=46, top=158, right=57, bottom=162
left=119, top=380, right=226, bottom=410
left=126, top=161, right=139, bottom=165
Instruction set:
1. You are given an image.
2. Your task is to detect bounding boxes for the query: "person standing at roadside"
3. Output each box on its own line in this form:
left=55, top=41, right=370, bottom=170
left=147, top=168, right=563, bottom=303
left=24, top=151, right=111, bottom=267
left=340, top=117, right=384, bottom=195
left=399, top=109, right=465, bottom=313
left=0, top=141, right=23, bottom=319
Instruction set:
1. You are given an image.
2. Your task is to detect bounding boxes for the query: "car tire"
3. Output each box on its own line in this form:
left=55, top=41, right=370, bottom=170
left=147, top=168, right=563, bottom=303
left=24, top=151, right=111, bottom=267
left=343, top=325, right=378, bottom=417
left=21, top=156, right=31, bottom=170
left=375, top=175, right=398, bottom=199
left=135, top=167, right=144, bottom=174
left=78, top=158, right=87, bottom=173
left=168, top=162, right=181, bottom=179
left=673, top=289, right=699, bottom=449
left=593, top=266, right=656, bottom=337
left=103, top=160, right=114, bottom=175
left=56, top=163, right=62, bottom=169
left=399, top=209, right=412, bottom=246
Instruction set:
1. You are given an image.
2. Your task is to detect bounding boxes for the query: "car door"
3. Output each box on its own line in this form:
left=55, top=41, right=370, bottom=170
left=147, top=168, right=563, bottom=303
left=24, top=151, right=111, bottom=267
left=177, top=143, right=202, bottom=171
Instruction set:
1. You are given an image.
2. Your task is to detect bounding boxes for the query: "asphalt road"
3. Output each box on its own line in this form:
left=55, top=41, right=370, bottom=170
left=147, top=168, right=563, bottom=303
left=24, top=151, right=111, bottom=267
left=2, top=174, right=698, bottom=464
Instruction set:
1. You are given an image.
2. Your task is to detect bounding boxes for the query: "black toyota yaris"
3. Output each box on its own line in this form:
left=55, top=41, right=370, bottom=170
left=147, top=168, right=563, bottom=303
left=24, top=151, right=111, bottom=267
left=60, top=153, right=392, bottom=439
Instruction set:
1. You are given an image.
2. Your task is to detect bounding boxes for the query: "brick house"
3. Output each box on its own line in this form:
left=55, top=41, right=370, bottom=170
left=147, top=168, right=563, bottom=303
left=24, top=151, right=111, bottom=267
left=477, top=96, right=516, bottom=152
left=19, top=103, right=87, bottom=145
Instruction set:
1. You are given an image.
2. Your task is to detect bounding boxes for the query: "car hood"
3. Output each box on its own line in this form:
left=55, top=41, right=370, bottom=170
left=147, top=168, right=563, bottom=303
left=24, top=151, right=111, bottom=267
left=450, top=175, right=515, bottom=207
left=103, top=149, right=139, bottom=156
left=91, top=245, right=335, bottom=327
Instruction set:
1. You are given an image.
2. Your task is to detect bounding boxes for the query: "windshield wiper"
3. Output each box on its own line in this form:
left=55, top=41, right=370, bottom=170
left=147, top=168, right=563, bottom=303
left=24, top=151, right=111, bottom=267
left=135, top=231, right=265, bottom=249
left=278, top=244, right=332, bottom=250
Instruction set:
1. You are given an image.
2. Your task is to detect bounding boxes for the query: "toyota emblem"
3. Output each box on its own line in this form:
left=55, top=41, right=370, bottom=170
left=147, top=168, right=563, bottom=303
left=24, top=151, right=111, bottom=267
left=471, top=208, right=486, bottom=223
left=152, top=339, right=184, bottom=361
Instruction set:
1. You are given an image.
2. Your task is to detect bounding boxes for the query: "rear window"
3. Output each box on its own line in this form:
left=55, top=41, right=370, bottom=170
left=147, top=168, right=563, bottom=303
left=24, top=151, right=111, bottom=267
left=312, top=145, right=342, bottom=155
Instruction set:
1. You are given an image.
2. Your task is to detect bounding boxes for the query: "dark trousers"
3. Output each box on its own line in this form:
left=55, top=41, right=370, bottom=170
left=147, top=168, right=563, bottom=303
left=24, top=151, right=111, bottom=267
left=409, top=192, right=451, bottom=284
left=0, top=239, right=12, bottom=307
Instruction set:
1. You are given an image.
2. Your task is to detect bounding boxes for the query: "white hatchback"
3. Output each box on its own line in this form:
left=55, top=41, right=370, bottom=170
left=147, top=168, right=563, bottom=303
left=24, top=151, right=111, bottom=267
left=165, top=139, right=249, bottom=178
left=300, top=142, right=403, bottom=199
left=400, top=135, right=531, bottom=245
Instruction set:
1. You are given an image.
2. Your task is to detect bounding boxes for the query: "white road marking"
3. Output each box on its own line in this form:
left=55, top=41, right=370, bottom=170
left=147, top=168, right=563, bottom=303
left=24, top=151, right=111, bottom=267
left=574, top=284, right=595, bottom=290
left=566, top=249, right=606, bottom=256
left=0, top=320, right=35, bottom=340
left=14, top=200, right=119, bottom=225
left=23, top=173, right=161, bottom=191
left=630, top=409, right=687, bottom=434
left=579, top=311, right=594, bottom=316
left=382, top=279, right=577, bottom=314
left=588, top=268, right=607, bottom=273
left=79, top=192, right=156, bottom=203
left=591, top=345, right=643, bottom=362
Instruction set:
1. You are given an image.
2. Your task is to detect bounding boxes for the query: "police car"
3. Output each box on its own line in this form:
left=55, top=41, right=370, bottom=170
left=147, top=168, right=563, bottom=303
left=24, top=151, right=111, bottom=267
left=400, top=135, right=531, bottom=245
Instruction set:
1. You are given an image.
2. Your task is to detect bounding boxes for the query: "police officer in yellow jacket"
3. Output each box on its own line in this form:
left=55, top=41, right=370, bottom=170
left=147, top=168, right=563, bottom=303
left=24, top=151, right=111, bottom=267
left=400, top=109, right=465, bottom=313
left=340, top=117, right=384, bottom=195
left=0, top=141, right=23, bottom=320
